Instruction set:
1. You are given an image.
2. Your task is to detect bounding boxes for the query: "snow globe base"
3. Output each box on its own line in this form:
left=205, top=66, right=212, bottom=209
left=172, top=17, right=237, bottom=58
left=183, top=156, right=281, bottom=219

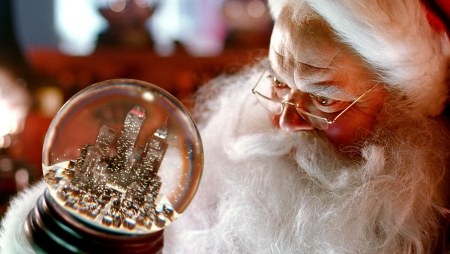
left=24, top=189, right=164, bottom=253
left=23, top=79, right=203, bottom=253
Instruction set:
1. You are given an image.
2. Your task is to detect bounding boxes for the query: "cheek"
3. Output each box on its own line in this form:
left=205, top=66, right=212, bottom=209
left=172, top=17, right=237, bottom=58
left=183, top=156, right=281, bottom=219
left=325, top=91, right=386, bottom=149
left=324, top=113, right=376, bottom=149
left=269, top=112, right=280, bottom=127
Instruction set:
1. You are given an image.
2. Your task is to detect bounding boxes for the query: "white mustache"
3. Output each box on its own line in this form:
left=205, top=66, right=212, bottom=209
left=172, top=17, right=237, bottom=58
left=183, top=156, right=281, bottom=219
left=224, top=123, right=362, bottom=190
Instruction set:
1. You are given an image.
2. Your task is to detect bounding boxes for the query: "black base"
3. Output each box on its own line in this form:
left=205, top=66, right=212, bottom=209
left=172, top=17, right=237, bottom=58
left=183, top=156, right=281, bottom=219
left=24, top=189, right=164, bottom=254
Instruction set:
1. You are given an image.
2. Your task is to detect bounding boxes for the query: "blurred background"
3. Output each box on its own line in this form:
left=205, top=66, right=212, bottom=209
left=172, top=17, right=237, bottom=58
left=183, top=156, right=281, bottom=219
left=0, top=0, right=272, bottom=218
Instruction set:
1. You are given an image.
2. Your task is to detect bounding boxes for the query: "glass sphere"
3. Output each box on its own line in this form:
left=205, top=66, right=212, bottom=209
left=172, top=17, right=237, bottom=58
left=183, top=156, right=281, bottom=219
left=42, top=79, right=203, bottom=235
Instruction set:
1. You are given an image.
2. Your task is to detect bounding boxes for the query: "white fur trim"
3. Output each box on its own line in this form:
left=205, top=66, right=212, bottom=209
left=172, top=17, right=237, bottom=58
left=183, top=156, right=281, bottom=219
left=268, top=0, right=450, bottom=116
left=0, top=180, right=46, bottom=254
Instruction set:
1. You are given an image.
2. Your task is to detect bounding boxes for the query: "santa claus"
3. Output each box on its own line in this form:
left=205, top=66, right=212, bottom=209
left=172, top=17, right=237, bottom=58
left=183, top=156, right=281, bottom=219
left=2, top=0, right=450, bottom=253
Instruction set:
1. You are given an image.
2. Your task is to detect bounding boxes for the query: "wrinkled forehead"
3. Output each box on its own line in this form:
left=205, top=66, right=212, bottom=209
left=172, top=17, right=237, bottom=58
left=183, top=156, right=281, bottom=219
left=272, top=6, right=342, bottom=67
left=281, top=2, right=321, bottom=27
left=268, top=0, right=450, bottom=117
left=270, top=1, right=332, bottom=36
left=269, top=4, right=373, bottom=96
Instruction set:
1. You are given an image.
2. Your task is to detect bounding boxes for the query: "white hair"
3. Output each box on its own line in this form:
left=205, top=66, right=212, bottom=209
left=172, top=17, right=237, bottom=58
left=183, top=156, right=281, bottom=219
left=0, top=181, right=46, bottom=253
left=163, top=63, right=450, bottom=253
left=0, top=63, right=448, bottom=254
left=268, top=0, right=450, bottom=117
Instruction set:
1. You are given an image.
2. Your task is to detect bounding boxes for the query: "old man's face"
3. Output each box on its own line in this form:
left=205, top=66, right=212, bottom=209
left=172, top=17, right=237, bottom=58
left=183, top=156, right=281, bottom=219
left=164, top=2, right=450, bottom=253
left=266, top=6, right=386, bottom=150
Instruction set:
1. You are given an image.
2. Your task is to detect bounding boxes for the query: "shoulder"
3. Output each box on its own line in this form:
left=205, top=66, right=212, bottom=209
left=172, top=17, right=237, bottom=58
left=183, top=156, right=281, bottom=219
left=0, top=180, right=46, bottom=254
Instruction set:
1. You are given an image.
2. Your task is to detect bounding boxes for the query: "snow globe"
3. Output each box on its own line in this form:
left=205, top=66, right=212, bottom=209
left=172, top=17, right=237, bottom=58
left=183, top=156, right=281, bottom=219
left=24, top=79, right=203, bottom=253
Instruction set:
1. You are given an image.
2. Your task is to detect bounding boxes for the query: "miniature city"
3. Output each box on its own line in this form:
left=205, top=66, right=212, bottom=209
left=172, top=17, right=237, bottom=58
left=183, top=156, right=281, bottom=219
left=44, top=105, right=177, bottom=233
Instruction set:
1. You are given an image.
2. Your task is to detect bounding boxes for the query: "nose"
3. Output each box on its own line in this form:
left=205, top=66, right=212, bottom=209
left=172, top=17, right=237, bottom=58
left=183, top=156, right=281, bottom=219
left=279, top=100, right=315, bottom=132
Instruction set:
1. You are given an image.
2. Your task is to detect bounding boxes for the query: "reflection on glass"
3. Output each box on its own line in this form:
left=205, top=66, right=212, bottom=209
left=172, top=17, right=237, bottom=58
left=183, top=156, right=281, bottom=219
left=45, top=105, right=176, bottom=234
left=42, top=79, right=203, bottom=235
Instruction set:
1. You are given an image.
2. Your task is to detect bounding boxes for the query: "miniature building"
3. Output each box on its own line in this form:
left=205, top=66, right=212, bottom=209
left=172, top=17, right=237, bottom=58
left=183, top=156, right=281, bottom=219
left=116, top=105, right=146, bottom=168
left=95, top=125, right=118, bottom=155
left=45, top=105, right=172, bottom=232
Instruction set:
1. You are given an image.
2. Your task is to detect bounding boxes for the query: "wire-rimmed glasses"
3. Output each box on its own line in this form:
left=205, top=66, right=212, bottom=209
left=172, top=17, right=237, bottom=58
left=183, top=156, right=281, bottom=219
left=251, top=70, right=378, bottom=130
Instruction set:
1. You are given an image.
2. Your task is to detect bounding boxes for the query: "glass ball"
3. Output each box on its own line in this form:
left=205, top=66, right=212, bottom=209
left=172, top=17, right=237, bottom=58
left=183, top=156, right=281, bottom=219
left=42, top=79, right=203, bottom=235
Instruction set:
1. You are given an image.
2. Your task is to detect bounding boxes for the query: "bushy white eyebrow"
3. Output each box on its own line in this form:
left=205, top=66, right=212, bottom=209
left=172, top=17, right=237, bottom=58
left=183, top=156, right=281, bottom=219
left=265, top=60, right=355, bottom=101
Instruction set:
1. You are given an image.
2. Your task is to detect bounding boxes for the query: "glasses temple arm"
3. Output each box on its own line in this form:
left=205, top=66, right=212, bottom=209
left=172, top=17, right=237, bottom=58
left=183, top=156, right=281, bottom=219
left=330, top=84, right=379, bottom=124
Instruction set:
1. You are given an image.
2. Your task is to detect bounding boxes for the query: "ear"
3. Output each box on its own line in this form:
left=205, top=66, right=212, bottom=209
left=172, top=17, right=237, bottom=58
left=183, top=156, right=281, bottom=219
left=420, top=0, right=450, bottom=118
left=423, top=0, right=450, bottom=35
left=434, top=0, right=450, bottom=21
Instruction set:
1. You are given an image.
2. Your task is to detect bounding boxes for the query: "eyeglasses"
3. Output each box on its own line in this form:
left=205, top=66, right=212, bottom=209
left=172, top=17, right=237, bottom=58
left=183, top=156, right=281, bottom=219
left=251, top=70, right=378, bottom=130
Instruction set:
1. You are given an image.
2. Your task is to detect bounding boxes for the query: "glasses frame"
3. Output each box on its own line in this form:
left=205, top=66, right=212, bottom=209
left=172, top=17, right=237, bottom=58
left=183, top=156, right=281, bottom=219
left=251, top=70, right=378, bottom=130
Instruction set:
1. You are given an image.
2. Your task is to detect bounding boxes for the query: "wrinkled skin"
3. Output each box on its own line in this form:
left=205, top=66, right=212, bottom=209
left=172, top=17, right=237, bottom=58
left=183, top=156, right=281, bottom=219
left=267, top=6, right=387, bottom=150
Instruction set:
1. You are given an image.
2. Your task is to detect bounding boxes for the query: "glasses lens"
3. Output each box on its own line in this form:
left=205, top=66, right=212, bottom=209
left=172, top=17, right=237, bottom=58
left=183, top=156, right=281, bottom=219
left=254, top=92, right=283, bottom=114
left=296, top=108, right=329, bottom=130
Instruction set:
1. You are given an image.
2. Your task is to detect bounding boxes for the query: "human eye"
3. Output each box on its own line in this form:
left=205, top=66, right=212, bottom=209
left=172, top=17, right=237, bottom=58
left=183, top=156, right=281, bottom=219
left=266, top=75, right=290, bottom=99
left=268, top=75, right=289, bottom=89
left=309, top=94, right=350, bottom=113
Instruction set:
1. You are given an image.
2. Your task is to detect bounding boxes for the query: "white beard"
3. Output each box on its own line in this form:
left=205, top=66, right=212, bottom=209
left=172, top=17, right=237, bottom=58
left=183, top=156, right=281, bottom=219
left=0, top=65, right=447, bottom=254
left=164, top=64, right=450, bottom=254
